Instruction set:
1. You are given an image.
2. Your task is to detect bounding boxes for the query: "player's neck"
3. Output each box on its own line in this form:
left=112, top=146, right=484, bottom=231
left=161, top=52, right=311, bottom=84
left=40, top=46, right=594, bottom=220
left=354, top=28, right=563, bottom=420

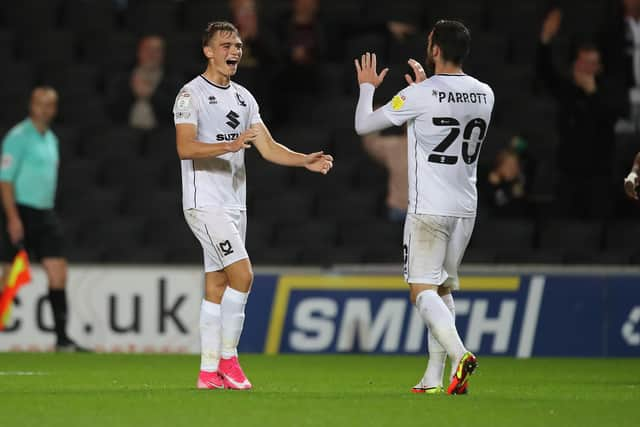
left=202, top=65, right=231, bottom=87
left=434, top=62, right=464, bottom=75
left=29, top=117, right=49, bottom=134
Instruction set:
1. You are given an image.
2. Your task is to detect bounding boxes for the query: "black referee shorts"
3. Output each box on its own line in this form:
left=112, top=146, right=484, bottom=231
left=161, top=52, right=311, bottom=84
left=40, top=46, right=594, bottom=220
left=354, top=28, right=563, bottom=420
left=0, top=205, right=65, bottom=262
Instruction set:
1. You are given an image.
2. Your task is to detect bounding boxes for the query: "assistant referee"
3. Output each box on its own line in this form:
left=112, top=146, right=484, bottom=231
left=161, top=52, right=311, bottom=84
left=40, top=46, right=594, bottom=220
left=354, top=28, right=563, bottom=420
left=0, top=87, right=86, bottom=352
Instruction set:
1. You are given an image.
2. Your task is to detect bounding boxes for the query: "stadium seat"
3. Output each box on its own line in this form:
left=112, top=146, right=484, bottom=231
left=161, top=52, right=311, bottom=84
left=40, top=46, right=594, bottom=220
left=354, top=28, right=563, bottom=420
left=125, top=0, right=180, bottom=35
left=183, top=0, right=231, bottom=31
left=603, top=220, right=640, bottom=264
left=2, top=0, right=61, bottom=32
left=0, top=30, right=16, bottom=61
left=62, top=0, right=117, bottom=36
left=272, top=126, right=331, bottom=154
left=80, top=126, right=144, bottom=160
left=274, top=220, right=337, bottom=248
left=19, top=30, right=76, bottom=67
left=291, top=159, right=357, bottom=193
left=252, top=247, right=300, bottom=265
left=252, top=190, right=315, bottom=221
left=43, top=64, right=100, bottom=97
left=538, top=220, right=605, bottom=264
left=317, top=190, right=381, bottom=221
left=339, top=220, right=403, bottom=248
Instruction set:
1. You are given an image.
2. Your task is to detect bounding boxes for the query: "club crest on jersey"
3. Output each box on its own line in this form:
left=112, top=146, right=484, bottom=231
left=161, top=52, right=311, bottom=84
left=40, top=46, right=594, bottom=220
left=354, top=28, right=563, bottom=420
left=235, top=92, right=247, bottom=107
left=391, top=95, right=406, bottom=110
left=208, top=95, right=217, bottom=104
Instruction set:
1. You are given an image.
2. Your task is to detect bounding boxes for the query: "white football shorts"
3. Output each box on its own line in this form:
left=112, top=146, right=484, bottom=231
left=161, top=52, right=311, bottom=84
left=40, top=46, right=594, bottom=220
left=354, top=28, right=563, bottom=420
left=184, top=207, right=248, bottom=272
left=403, top=213, right=475, bottom=290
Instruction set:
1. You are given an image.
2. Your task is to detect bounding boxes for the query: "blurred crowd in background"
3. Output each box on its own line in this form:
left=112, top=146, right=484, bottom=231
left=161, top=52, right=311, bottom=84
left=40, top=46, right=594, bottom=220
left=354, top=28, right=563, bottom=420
left=1, top=0, right=640, bottom=265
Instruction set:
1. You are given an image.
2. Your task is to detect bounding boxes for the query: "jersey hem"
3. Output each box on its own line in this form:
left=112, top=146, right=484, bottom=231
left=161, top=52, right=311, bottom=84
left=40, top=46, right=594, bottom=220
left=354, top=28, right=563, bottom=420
left=408, top=210, right=476, bottom=219
left=183, top=204, right=247, bottom=212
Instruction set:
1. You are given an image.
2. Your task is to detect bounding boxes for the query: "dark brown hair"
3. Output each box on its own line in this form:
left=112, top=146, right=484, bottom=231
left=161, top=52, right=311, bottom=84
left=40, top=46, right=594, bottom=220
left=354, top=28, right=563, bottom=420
left=202, top=21, right=239, bottom=47
left=431, top=20, right=471, bottom=66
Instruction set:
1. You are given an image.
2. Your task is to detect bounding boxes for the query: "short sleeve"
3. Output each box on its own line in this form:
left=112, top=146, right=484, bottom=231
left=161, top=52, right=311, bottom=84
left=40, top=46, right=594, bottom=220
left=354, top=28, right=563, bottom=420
left=173, top=87, right=198, bottom=126
left=0, top=132, right=24, bottom=182
left=246, top=90, right=262, bottom=125
left=381, top=85, right=425, bottom=126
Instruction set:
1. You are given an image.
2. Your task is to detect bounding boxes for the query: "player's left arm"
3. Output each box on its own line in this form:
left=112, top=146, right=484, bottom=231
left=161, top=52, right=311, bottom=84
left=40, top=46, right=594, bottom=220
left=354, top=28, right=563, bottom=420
left=250, top=122, right=333, bottom=174
left=354, top=53, right=426, bottom=135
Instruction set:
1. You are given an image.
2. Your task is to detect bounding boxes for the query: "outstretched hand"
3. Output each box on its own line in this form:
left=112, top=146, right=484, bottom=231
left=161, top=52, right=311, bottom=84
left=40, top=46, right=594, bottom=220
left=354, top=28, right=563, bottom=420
left=354, top=52, right=389, bottom=87
left=304, top=151, right=334, bottom=175
left=404, top=58, right=427, bottom=85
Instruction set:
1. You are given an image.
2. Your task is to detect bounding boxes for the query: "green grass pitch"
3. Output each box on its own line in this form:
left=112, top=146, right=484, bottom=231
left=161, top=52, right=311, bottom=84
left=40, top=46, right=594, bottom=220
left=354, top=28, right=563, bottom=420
left=0, top=353, right=638, bottom=427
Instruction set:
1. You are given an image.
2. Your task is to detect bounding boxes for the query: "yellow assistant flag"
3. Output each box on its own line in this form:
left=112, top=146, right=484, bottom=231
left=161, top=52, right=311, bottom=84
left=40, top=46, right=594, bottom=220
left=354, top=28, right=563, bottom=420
left=0, top=249, right=32, bottom=330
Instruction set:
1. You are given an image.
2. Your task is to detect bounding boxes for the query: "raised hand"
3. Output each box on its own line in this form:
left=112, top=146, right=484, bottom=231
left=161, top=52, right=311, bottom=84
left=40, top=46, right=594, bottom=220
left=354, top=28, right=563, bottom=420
left=304, top=151, right=334, bottom=175
left=541, top=8, right=562, bottom=44
left=404, top=58, right=427, bottom=85
left=354, top=52, right=389, bottom=88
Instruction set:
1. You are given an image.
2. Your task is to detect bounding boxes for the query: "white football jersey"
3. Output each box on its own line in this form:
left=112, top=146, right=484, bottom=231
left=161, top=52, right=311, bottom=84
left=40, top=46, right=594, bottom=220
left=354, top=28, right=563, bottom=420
left=382, top=74, right=494, bottom=217
left=173, top=75, right=262, bottom=211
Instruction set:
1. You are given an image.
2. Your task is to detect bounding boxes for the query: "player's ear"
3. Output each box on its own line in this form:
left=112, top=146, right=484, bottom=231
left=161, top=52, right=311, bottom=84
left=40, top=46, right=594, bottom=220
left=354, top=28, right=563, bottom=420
left=203, top=46, right=214, bottom=60
left=433, top=44, right=440, bottom=61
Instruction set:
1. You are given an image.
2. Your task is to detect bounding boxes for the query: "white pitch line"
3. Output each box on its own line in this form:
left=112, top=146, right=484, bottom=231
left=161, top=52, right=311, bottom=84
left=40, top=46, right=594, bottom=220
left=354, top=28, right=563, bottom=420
left=0, top=371, right=48, bottom=376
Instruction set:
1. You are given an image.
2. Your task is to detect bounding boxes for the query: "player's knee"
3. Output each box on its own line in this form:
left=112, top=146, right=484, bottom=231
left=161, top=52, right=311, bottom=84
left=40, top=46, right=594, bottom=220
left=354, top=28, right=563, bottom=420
left=234, top=269, right=253, bottom=292
left=206, top=283, right=226, bottom=302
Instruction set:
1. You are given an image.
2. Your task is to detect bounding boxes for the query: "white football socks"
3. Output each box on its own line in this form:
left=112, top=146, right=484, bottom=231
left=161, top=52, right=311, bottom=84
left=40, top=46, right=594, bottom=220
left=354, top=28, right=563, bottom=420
left=221, top=287, right=249, bottom=359
left=423, top=293, right=456, bottom=388
left=199, top=299, right=222, bottom=372
left=416, top=290, right=466, bottom=374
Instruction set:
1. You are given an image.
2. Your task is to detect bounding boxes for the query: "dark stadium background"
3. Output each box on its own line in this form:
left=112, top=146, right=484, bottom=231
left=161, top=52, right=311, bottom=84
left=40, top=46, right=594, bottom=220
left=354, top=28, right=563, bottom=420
left=1, top=0, right=637, bottom=266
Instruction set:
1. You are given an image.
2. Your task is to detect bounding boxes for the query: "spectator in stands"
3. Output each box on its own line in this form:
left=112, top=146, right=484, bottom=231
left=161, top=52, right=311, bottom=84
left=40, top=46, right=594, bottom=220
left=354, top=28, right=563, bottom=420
left=106, top=35, right=180, bottom=130
left=229, top=0, right=278, bottom=70
left=271, top=0, right=327, bottom=124
left=599, top=0, right=640, bottom=131
left=362, top=126, right=408, bottom=223
left=0, top=87, right=88, bottom=352
left=229, top=0, right=279, bottom=120
left=275, top=0, right=327, bottom=93
left=537, top=9, right=627, bottom=219
left=483, top=148, right=528, bottom=217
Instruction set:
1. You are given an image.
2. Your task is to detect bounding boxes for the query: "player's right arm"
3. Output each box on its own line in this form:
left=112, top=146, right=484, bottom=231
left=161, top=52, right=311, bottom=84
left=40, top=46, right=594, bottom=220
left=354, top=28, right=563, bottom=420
left=175, top=123, right=255, bottom=160
left=0, top=134, right=24, bottom=244
left=624, top=152, right=640, bottom=200
left=173, top=86, right=256, bottom=160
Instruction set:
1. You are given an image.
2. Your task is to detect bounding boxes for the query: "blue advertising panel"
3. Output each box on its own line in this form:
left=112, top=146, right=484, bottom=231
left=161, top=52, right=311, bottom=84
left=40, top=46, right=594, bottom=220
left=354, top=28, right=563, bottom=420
left=245, top=274, right=640, bottom=357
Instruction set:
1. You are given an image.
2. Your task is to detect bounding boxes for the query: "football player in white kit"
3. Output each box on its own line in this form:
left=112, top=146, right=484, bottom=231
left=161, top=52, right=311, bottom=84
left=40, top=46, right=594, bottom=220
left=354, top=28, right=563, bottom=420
left=174, top=22, right=333, bottom=390
left=354, top=20, right=494, bottom=395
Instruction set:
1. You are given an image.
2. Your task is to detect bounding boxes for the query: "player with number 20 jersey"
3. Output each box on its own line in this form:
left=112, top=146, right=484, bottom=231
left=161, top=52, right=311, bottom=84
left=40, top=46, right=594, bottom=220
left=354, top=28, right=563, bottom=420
left=355, top=20, right=494, bottom=395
